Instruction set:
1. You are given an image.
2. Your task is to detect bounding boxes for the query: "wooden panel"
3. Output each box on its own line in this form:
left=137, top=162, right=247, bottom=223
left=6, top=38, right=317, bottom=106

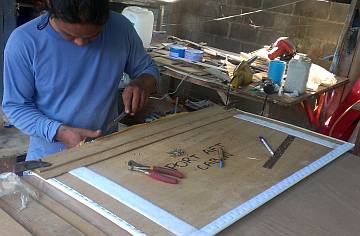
left=0, top=208, right=32, bottom=236
left=37, top=106, right=346, bottom=234
left=82, top=116, right=330, bottom=228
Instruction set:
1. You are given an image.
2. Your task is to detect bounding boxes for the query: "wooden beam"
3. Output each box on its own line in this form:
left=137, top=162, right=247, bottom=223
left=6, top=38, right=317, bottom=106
left=0, top=208, right=32, bottom=236
left=330, top=0, right=358, bottom=76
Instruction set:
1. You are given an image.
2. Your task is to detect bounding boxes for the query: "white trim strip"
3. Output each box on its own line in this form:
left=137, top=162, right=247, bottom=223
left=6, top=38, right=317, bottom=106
left=200, top=142, right=354, bottom=235
left=70, top=167, right=198, bottom=236
left=29, top=172, right=146, bottom=236
left=234, top=114, right=341, bottom=149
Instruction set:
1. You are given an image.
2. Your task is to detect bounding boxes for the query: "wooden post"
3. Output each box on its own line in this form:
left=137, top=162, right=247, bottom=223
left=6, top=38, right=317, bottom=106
left=330, top=0, right=358, bottom=76
left=0, top=0, right=17, bottom=104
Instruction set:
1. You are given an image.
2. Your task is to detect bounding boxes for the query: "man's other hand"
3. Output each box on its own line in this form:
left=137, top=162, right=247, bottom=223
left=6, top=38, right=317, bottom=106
left=122, top=74, right=156, bottom=115
left=55, top=125, right=101, bottom=148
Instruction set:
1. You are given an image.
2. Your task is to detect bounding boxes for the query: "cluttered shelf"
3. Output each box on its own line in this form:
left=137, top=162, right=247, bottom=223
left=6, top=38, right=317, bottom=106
left=149, top=36, right=349, bottom=107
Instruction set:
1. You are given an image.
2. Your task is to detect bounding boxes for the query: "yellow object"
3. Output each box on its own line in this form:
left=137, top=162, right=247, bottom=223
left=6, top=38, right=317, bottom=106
left=230, top=60, right=254, bottom=88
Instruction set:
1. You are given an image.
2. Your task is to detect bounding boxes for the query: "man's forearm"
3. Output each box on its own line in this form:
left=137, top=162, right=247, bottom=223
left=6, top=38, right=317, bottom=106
left=2, top=102, right=62, bottom=143
left=134, top=73, right=157, bottom=94
left=122, top=74, right=157, bottom=115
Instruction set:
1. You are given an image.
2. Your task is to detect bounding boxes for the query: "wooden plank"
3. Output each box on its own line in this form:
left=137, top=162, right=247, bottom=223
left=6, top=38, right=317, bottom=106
left=0, top=208, right=32, bottom=236
left=24, top=176, right=113, bottom=236
left=0, top=195, right=85, bottom=236
left=42, top=106, right=224, bottom=168
left=153, top=56, right=209, bottom=75
left=38, top=106, right=233, bottom=178
left=41, top=111, right=233, bottom=179
left=24, top=175, right=130, bottom=236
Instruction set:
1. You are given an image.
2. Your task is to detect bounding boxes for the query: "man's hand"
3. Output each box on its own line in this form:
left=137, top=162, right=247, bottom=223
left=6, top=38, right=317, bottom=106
left=122, top=74, right=156, bottom=115
left=55, top=125, right=102, bottom=148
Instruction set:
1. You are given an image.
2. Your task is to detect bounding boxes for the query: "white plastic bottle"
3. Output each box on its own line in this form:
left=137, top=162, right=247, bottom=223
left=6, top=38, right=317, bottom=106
left=122, top=6, right=154, bottom=48
left=284, top=54, right=312, bottom=94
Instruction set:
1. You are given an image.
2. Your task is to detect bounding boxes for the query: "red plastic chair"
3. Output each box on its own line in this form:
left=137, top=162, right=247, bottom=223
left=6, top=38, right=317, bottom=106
left=319, top=78, right=360, bottom=141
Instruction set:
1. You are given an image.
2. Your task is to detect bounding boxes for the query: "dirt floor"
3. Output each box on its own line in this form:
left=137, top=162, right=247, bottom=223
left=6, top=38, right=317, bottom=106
left=0, top=110, right=28, bottom=158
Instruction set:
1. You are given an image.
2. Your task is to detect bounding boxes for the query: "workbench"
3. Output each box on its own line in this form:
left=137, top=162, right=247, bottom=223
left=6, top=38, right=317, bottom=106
left=1, top=154, right=359, bottom=236
left=0, top=106, right=357, bottom=235
left=150, top=41, right=349, bottom=128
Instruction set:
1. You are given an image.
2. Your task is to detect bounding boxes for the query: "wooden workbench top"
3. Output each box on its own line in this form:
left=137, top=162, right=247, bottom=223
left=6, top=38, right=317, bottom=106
left=0, top=106, right=358, bottom=235
left=150, top=45, right=349, bottom=107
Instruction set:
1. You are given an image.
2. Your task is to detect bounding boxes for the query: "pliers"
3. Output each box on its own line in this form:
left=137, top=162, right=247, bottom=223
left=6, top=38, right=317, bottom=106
left=128, top=160, right=184, bottom=184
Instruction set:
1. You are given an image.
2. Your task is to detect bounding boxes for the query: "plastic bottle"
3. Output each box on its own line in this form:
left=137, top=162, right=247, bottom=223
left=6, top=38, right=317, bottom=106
left=284, top=54, right=312, bottom=94
left=267, top=60, right=286, bottom=86
left=122, top=6, right=154, bottom=48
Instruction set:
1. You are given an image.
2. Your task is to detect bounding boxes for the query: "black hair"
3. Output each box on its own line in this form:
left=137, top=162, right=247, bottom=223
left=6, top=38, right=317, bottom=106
left=37, top=0, right=109, bottom=30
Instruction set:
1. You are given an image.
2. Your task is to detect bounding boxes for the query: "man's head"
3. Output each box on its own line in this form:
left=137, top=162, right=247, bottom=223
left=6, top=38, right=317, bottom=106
left=45, top=0, right=109, bottom=46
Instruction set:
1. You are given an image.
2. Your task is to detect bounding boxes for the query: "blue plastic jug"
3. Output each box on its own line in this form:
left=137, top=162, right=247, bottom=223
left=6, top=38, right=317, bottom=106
left=268, top=60, right=286, bottom=86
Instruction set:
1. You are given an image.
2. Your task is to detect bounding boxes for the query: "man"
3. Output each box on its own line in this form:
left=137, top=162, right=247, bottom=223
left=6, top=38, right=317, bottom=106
left=2, top=0, right=159, bottom=160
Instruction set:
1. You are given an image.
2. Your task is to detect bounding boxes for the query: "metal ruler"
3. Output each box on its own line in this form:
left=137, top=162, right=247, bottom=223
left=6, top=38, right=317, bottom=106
left=234, top=113, right=341, bottom=149
left=263, top=135, right=296, bottom=169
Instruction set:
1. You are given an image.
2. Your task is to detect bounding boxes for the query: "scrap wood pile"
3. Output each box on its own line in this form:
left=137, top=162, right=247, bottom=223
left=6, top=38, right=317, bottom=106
left=149, top=35, right=269, bottom=88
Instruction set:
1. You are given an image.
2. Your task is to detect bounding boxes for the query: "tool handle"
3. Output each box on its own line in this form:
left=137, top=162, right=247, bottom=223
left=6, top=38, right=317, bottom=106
left=219, top=159, right=224, bottom=168
left=147, top=171, right=178, bottom=184
left=153, top=167, right=184, bottom=178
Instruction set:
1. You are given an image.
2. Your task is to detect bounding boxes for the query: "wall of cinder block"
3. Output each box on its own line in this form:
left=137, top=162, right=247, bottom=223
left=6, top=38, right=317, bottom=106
left=164, top=0, right=350, bottom=69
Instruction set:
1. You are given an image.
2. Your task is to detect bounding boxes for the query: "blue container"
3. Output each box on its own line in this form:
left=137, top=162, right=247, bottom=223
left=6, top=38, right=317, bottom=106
left=169, top=45, right=187, bottom=58
left=267, top=60, right=286, bottom=86
left=185, top=48, right=204, bottom=61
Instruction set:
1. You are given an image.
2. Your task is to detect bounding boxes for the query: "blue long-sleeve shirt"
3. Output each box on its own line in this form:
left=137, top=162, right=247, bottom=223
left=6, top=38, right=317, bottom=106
left=2, top=11, right=159, bottom=160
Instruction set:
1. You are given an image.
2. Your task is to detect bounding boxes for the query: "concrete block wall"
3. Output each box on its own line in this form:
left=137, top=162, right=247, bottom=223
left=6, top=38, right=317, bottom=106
left=164, top=0, right=350, bottom=69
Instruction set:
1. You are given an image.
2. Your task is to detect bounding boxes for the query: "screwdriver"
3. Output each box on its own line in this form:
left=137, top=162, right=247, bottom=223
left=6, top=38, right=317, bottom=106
left=106, top=111, right=127, bottom=130
left=218, top=147, right=225, bottom=168
left=259, top=136, right=274, bottom=156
